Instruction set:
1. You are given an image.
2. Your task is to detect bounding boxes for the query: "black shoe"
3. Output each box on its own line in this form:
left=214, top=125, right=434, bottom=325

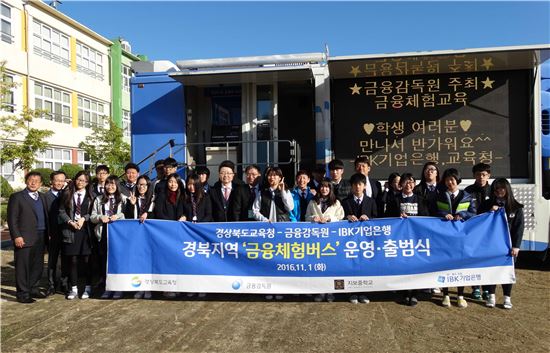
left=46, top=286, right=56, bottom=296
left=17, top=297, right=36, bottom=304
left=31, top=289, right=47, bottom=299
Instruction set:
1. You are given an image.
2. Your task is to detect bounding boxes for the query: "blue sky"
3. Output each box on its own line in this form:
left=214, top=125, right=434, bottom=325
left=59, top=1, right=550, bottom=62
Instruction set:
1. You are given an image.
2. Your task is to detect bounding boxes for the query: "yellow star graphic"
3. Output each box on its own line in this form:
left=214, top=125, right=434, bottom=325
left=481, top=77, right=495, bottom=89
left=349, top=65, right=361, bottom=77
left=481, top=58, right=494, bottom=70
left=349, top=83, right=362, bottom=95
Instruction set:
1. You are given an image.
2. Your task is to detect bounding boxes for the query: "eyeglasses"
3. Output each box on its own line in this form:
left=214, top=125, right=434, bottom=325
left=137, top=184, right=148, bottom=187
left=75, top=178, right=88, bottom=183
left=426, top=168, right=437, bottom=172
left=220, top=172, right=234, bottom=176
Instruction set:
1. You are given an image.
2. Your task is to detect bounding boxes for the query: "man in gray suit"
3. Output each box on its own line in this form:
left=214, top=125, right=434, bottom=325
left=7, top=171, right=49, bottom=303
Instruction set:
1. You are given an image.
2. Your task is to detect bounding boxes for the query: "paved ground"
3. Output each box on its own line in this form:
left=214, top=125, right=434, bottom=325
left=1, top=249, right=549, bottom=353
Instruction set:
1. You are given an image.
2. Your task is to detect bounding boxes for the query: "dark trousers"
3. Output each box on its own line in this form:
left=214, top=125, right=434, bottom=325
left=14, top=234, right=45, bottom=299
left=47, top=234, right=67, bottom=289
left=487, top=284, right=513, bottom=297
left=92, top=233, right=108, bottom=288
left=442, top=287, right=464, bottom=296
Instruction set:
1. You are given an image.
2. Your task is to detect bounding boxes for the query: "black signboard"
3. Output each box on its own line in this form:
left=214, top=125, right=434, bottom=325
left=332, top=69, right=531, bottom=179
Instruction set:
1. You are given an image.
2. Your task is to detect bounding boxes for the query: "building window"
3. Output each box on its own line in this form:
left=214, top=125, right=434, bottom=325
left=1, top=2, right=13, bottom=44
left=76, top=42, right=104, bottom=80
left=34, top=82, right=71, bottom=124
left=78, top=96, right=106, bottom=128
left=122, top=109, right=131, bottom=137
left=0, top=160, right=15, bottom=181
left=32, top=20, right=70, bottom=67
left=122, top=65, right=131, bottom=92
left=77, top=150, right=92, bottom=170
left=34, top=147, right=72, bottom=171
left=1, top=73, right=15, bottom=112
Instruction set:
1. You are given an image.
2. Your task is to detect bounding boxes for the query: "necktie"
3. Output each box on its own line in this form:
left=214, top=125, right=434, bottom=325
left=223, top=187, right=230, bottom=201
left=428, top=185, right=435, bottom=192
left=356, top=198, right=361, bottom=206
left=99, top=186, right=104, bottom=194
left=250, top=187, right=256, bottom=201
left=139, top=197, right=146, bottom=215
left=32, top=192, right=39, bottom=200
left=75, top=193, right=82, bottom=215
left=302, top=191, right=307, bottom=200
left=450, top=193, right=456, bottom=202
left=321, top=201, right=328, bottom=213
left=109, top=197, right=115, bottom=216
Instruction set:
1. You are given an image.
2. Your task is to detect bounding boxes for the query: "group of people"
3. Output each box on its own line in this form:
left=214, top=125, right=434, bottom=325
left=7, top=155, right=523, bottom=310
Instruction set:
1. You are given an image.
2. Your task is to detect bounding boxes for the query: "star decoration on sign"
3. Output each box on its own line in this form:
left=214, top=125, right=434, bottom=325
left=349, top=83, right=362, bottom=95
left=481, top=77, right=495, bottom=89
left=481, top=58, right=494, bottom=70
left=349, top=65, right=361, bottom=77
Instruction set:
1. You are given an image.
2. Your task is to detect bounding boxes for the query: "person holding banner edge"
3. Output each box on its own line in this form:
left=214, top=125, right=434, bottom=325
left=434, top=168, right=477, bottom=308
left=478, top=178, right=524, bottom=309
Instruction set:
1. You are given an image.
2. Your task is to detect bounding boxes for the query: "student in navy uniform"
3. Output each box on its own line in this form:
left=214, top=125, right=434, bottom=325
left=155, top=157, right=179, bottom=194
left=90, top=175, right=127, bottom=300
left=290, top=169, right=316, bottom=222
left=341, top=173, right=377, bottom=305
left=195, top=166, right=212, bottom=194
left=308, top=165, right=326, bottom=191
left=478, top=178, right=524, bottom=310
left=413, top=162, right=441, bottom=215
left=91, top=165, right=110, bottom=199
left=210, top=160, right=247, bottom=222
left=153, top=159, right=165, bottom=183
left=182, top=174, right=212, bottom=223
left=381, top=172, right=402, bottom=215
left=354, top=156, right=384, bottom=216
left=435, top=168, right=477, bottom=308
left=119, top=163, right=140, bottom=197
left=464, top=163, right=492, bottom=301
left=124, top=175, right=155, bottom=300
left=7, top=171, right=49, bottom=303
left=241, top=165, right=262, bottom=221
left=45, top=171, right=68, bottom=296
left=58, top=170, right=94, bottom=300
left=328, top=159, right=351, bottom=202
left=253, top=166, right=294, bottom=300
left=385, top=173, right=428, bottom=306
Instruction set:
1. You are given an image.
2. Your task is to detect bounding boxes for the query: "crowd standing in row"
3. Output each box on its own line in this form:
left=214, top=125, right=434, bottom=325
left=7, top=156, right=523, bottom=310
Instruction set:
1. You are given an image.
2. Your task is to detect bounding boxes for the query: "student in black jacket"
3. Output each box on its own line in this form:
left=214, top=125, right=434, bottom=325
left=45, top=171, right=67, bottom=295
left=153, top=173, right=185, bottom=222
left=354, top=156, right=384, bottom=216
left=182, top=174, right=212, bottom=222
left=478, top=178, right=524, bottom=310
left=124, top=175, right=155, bottom=223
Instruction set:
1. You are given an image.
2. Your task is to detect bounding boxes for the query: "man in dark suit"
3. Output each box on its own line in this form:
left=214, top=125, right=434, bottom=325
left=241, top=165, right=262, bottom=221
left=354, top=156, right=384, bottom=216
left=7, top=171, right=49, bottom=303
left=91, top=165, right=109, bottom=199
left=341, top=173, right=378, bottom=221
left=210, top=160, right=247, bottom=222
left=329, top=159, right=351, bottom=202
left=119, top=162, right=140, bottom=197
left=45, top=171, right=67, bottom=295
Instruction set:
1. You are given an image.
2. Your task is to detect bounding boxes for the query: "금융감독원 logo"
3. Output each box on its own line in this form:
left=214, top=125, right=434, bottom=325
left=232, top=280, right=242, bottom=290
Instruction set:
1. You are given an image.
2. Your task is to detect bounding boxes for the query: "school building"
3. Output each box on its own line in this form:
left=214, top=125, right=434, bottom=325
left=0, top=0, right=142, bottom=187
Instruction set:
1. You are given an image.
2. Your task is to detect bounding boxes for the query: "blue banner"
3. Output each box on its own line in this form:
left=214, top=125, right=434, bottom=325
left=106, top=210, right=515, bottom=293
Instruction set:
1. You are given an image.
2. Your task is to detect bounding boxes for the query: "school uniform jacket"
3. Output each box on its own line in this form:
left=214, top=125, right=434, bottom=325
left=478, top=199, right=525, bottom=248
left=182, top=195, right=213, bottom=222
left=152, top=191, right=184, bottom=221
left=123, top=196, right=155, bottom=219
left=45, top=189, right=63, bottom=238
left=58, top=192, right=93, bottom=244
left=341, top=195, right=378, bottom=219
left=384, top=193, right=429, bottom=217
left=434, top=190, right=476, bottom=219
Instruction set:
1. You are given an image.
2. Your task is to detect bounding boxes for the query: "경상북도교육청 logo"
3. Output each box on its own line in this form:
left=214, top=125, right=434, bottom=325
left=131, top=276, right=142, bottom=288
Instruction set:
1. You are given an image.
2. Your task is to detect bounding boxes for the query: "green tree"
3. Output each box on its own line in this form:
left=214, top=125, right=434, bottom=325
left=59, top=163, right=82, bottom=180
left=0, top=61, right=53, bottom=171
left=79, top=119, right=130, bottom=176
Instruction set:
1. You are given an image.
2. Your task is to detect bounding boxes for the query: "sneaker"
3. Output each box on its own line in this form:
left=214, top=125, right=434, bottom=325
left=81, top=286, right=91, bottom=300
left=163, top=291, right=177, bottom=298
left=482, top=290, right=490, bottom=300
left=314, top=294, right=325, bottom=302
left=265, top=295, right=274, bottom=300
left=101, top=291, right=112, bottom=299
left=457, top=296, right=468, bottom=308
left=432, top=288, right=441, bottom=294
left=486, top=294, right=496, bottom=308
left=326, top=293, right=335, bottom=303
left=472, top=288, right=482, bottom=300
left=441, top=295, right=451, bottom=307
left=409, top=296, right=418, bottom=307
left=503, top=296, right=513, bottom=309
left=275, top=295, right=284, bottom=300
left=359, top=295, right=370, bottom=304
left=112, top=291, right=123, bottom=300
left=66, top=290, right=78, bottom=300
left=143, top=291, right=152, bottom=299
left=134, top=291, right=144, bottom=299
left=349, top=295, right=359, bottom=304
